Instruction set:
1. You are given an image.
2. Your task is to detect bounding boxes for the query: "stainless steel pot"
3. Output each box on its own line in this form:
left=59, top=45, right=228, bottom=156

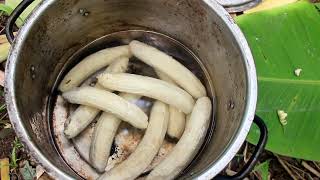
left=5, top=0, right=267, bottom=179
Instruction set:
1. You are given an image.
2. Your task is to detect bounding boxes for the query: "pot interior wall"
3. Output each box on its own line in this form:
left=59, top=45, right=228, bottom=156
left=10, top=0, right=247, bottom=178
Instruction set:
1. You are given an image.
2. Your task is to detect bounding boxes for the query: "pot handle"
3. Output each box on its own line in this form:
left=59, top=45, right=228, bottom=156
left=215, top=115, right=268, bottom=180
left=5, top=0, right=34, bottom=44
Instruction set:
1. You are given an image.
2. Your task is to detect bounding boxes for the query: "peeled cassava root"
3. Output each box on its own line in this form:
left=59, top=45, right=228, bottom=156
left=147, top=97, right=212, bottom=180
left=59, top=41, right=213, bottom=179
left=64, top=57, right=129, bottom=139
left=62, top=87, right=148, bottom=129
left=59, top=45, right=131, bottom=92
left=98, top=101, right=169, bottom=180
left=157, top=70, right=186, bottom=139
left=129, top=40, right=206, bottom=98
left=97, top=73, right=195, bottom=114
left=90, top=93, right=141, bottom=173
left=168, top=106, right=185, bottom=139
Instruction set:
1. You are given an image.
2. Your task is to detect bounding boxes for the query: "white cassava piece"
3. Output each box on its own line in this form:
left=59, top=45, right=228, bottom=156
left=157, top=70, right=186, bottom=138
left=59, top=45, right=131, bottom=92
left=62, top=86, right=148, bottom=129
left=129, top=40, right=206, bottom=98
left=98, top=101, right=169, bottom=180
left=90, top=93, right=141, bottom=173
left=97, top=73, right=195, bottom=114
left=64, top=57, right=129, bottom=139
left=147, top=97, right=212, bottom=180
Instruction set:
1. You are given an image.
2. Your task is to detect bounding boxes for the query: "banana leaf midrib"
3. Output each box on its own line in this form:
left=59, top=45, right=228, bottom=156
left=258, top=77, right=320, bottom=85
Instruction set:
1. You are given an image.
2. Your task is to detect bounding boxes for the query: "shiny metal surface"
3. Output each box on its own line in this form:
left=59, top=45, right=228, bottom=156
left=5, top=0, right=257, bottom=179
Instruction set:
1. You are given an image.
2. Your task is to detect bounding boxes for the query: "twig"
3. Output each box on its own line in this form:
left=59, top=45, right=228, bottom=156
left=243, top=142, right=249, bottom=163
left=302, top=161, right=320, bottom=178
left=228, top=161, right=232, bottom=170
left=285, top=162, right=306, bottom=180
left=0, top=26, right=5, bottom=35
left=253, top=171, right=262, bottom=180
left=0, top=112, right=8, bottom=121
left=312, top=161, right=320, bottom=172
left=275, top=154, right=298, bottom=180
left=285, top=161, right=305, bottom=173
left=306, top=173, right=313, bottom=180
left=225, top=169, right=237, bottom=176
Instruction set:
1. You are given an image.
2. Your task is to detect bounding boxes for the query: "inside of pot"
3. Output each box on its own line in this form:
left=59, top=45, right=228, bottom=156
left=50, top=30, right=216, bottom=179
left=9, top=0, right=248, bottom=179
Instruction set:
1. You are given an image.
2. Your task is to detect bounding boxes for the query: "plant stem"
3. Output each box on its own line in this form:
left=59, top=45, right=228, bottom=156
left=312, top=161, right=320, bottom=172
left=302, top=161, right=320, bottom=178
left=275, top=154, right=298, bottom=180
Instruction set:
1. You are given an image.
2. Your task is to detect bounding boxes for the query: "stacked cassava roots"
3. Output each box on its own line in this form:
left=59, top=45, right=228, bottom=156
left=59, top=40, right=212, bottom=180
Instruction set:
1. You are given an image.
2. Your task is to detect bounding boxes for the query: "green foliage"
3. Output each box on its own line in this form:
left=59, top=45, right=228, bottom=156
left=20, top=161, right=36, bottom=180
left=0, top=0, right=41, bottom=27
left=0, top=104, right=6, bottom=112
left=0, top=3, right=23, bottom=27
left=0, top=3, right=13, bottom=16
left=236, top=1, right=320, bottom=160
left=10, top=137, right=23, bottom=169
left=5, top=0, right=41, bottom=23
left=254, top=160, right=270, bottom=180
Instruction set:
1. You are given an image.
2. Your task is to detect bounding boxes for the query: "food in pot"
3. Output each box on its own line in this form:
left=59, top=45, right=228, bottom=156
left=90, top=93, right=142, bottom=173
left=167, top=106, right=186, bottom=139
left=59, top=45, right=131, bottom=92
left=64, top=57, right=130, bottom=139
left=98, top=101, right=169, bottom=180
left=129, top=40, right=206, bottom=98
left=156, top=70, right=186, bottom=139
left=97, top=73, right=195, bottom=114
left=147, top=97, right=212, bottom=180
left=62, top=86, right=148, bottom=129
left=59, top=41, right=212, bottom=179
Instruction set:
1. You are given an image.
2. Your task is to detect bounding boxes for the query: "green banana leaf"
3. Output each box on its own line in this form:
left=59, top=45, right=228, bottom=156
left=236, top=1, right=320, bottom=161
left=5, top=0, right=41, bottom=22
left=0, top=4, right=24, bottom=27
left=0, top=0, right=42, bottom=27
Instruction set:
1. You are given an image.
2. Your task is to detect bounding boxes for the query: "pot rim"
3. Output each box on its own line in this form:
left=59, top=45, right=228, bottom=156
left=195, top=1, right=257, bottom=179
left=5, top=0, right=257, bottom=179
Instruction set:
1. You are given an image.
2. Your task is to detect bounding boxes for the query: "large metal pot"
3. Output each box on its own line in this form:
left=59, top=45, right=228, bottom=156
left=5, top=0, right=267, bottom=179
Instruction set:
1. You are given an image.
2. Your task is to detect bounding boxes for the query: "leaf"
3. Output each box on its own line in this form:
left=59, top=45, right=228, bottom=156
left=0, top=4, right=24, bottom=27
left=0, top=4, right=14, bottom=15
left=0, top=104, right=6, bottom=112
left=254, top=160, right=270, bottom=180
left=0, top=158, right=10, bottom=180
left=20, top=161, right=36, bottom=180
left=316, top=3, right=320, bottom=12
left=5, top=0, right=41, bottom=26
left=236, top=1, right=320, bottom=161
left=10, top=138, right=23, bottom=169
left=0, top=43, right=10, bottom=63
